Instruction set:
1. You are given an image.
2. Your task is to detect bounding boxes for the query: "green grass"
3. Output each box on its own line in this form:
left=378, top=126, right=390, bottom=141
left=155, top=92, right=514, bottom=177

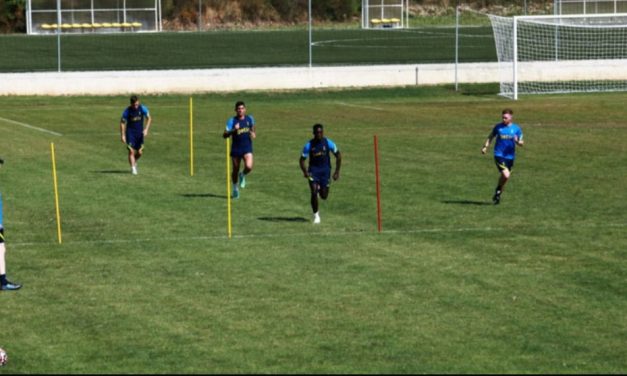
left=0, top=26, right=496, bottom=72
left=0, top=85, right=626, bottom=373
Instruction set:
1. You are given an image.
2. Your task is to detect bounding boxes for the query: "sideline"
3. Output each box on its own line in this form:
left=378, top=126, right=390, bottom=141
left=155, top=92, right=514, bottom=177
left=0, top=116, right=63, bottom=136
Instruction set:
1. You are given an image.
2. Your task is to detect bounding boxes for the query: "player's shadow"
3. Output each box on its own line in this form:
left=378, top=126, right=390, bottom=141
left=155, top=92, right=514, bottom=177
left=258, top=216, right=308, bottom=222
left=181, top=193, right=228, bottom=199
left=91, top=169, right=130, bottom=174
left=442, top=199, right=492, bottom=206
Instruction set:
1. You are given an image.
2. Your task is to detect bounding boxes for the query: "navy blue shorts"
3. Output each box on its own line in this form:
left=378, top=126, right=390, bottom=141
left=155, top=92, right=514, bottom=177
left=126, top=131, right=144, bottom=152
left=231, top=147, right=252, bottom=159
left=309, top=169, right=330, bottom=188
left=494, top=157, right=514, bottom=172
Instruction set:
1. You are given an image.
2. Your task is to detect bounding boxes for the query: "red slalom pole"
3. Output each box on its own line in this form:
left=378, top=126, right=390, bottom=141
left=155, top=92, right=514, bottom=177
left=374, top=135, right=382, bottom=233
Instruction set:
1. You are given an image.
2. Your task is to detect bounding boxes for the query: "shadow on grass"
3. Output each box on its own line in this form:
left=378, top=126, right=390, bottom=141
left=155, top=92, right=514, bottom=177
left=442, top=199, right=492, bottom=206
left=91, top=170, right=129, bottom=174
left=258, top=216, right=308, bottom=222
left=181, top=193, right=228, bottom=199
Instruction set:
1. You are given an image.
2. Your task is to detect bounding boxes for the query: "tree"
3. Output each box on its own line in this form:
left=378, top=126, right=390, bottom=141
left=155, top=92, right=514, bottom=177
left=0, top=0, right=26, bottom=33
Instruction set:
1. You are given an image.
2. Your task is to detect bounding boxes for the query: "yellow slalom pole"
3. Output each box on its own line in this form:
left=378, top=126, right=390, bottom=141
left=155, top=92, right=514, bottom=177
left=189, top=96, right=194, bottom=176
left=50, top=142, right=62, bottom=244
left=226, top=138, right=232, bottom=239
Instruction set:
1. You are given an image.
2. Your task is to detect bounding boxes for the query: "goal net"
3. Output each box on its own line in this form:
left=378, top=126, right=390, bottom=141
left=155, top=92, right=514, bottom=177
left=361, top=0, right=408, bottom=29
left=556, top=0, right=627, bottom=14
left=489, top=13, right=627, bottom=99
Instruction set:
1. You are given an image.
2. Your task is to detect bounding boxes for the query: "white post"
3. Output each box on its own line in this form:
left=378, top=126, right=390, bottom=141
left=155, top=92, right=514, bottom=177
left=513, top=16, right=518, bottom=100
left=157, top=0, right=162, bottom=31
left=308, top=0, right=312, bottom=68
left=57, top=0, right=61, bottom=72
left=26, top=0, right=32, bottom=34
left=455, top=2, right=460, bottom=91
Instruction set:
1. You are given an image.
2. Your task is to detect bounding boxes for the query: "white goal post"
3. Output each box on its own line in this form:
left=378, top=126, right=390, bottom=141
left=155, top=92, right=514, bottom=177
left=489, top=13, right=627, bottom=99
left=361, top=0, right=409, bottom=29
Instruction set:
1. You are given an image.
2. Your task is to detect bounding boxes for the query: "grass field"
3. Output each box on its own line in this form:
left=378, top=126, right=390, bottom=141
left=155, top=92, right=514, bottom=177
left=0, top=85, right=626, bottom=373
left=0, top=26, right=495, bottom=72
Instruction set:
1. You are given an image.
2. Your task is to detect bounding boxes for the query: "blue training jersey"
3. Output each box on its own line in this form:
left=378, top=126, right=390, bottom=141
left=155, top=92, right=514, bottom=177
left=121, top=105, right=150, bottom=133
left=491, top=122, right=523, bottom=160
left=226, top=115, right=255, bottom=152
left=301, top=137, right=339, bottom=171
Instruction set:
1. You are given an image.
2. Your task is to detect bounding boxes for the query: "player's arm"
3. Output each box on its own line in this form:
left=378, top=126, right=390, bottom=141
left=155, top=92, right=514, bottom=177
left=333, top=151, right=342, bottom=181
left=250, top=124, right=256, bottom=140
left=300, top=143, right=310, bottom=178
left=299, top=156, right=309, bottom=178
left=223, top=120, right=237, bottom=139
left=143, top=110, right=152, bottom=136
left=515, top=131, right=524, bottom=147
left=120, top=119, right=127, bottom=143
left=481, top=133, right=495, bottom=154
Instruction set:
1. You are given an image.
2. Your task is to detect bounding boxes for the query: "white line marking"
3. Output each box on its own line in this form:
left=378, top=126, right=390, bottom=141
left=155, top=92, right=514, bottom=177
left=10, top=222, right=626, bottom=248
left=334, top=101, right=386, bottom=111
left=0, top=116, right=63, bottom=136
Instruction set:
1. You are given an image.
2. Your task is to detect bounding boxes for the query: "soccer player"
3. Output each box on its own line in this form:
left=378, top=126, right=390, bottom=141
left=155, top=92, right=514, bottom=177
left=299, top=124, right=342, bottom=224
left=120, top=95, right=152, bottom=175
left=0, top=158, right=21, bottom=291
left=481, top=108, right=524, bottom=205
left=223, top=101, right=256, bottom=199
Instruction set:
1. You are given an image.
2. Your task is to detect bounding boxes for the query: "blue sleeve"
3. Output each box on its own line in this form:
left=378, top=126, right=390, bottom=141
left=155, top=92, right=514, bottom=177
left=490, top=124, right=498, bottom=137
left=327, top=139, right=339, bottom=154
left=301, top=142, right=311, bottom=159
left=248, top=115, right=255, bottom=126
left=516, top=125, right=523, bottom=141
left=225, top=117, right=234, bottom=132
left=141, top=105, right=150, bottom=117
left=121, top=108, right=129, bottom=123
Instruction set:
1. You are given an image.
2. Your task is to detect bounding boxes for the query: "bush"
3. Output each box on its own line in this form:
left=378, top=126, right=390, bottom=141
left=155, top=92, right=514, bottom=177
left=0, top=0, right=26, bottom=33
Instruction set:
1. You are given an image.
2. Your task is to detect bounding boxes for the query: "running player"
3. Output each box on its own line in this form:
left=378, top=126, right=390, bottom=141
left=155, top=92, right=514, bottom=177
left=120, top=95, right=152, bottom=175
left=481, top=108, right=524, bottom=204
left=223, top=101, right=256, bottom=199
left=299, top=124, right=342, bottom=224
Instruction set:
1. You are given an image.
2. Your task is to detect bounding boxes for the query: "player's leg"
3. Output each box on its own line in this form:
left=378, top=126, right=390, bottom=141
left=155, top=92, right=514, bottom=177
left=127, top=147, right=138, bottom=175
left=231, top=156, right=241, bottom=198
left=135, top=145, right=143, bottom=163
left=126, top=132, right=141, bottom=175
left=239, top=153, right=253, bottom=188
left=319, top=172, right=331, bottom=200
left=0, top=230, right=21, bottom=291
left=309, top=180, right=321, bottom=224
left=493, top=158, right=513, bottom=204
left=132, top=136, right=144, bottom=174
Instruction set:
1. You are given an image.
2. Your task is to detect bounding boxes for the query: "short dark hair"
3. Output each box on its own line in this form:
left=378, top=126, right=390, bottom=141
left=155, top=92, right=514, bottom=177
left=130, top=95, right=139, bottom=104
left=502, top=108, right=513, bottom=115
left=235, top=101, right=246, bottom=109
left=312, top=123, right=324, bottom=133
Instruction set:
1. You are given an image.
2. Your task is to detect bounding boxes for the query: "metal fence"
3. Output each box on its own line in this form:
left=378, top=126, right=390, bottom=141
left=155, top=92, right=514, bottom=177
left=0, top=1, right=556, bottom=74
